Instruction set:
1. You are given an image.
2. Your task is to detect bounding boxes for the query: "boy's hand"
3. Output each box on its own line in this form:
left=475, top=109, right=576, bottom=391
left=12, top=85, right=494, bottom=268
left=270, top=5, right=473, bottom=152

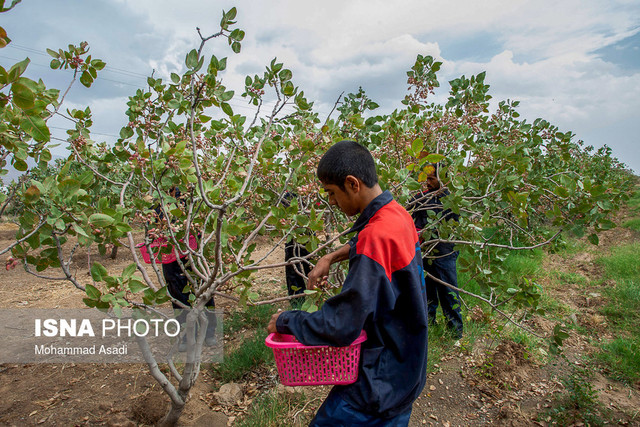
left=307, top=244, right=350, bottom=289
left=307, top=255, right=331, bottom=289
left=267, top=310, right=283, bottom=333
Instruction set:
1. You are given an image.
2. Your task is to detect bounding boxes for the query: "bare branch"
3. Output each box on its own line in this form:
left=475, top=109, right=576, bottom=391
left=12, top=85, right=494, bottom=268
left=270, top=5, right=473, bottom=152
left=423, top=228, right=563, bottom=251
left=135, top=335, right=183, bottom=403
left=425, top=271, right=544, bottom=339
left=52, top=233, right=85, bottom=292
left=0, top=215, right=46, bottom=256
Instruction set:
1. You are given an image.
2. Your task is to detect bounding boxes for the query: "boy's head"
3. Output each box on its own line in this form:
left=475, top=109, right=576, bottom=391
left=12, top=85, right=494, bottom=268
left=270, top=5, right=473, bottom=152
left=317, top=140, right=378, bottom=190
left=317, top=140, right=380, bottom=216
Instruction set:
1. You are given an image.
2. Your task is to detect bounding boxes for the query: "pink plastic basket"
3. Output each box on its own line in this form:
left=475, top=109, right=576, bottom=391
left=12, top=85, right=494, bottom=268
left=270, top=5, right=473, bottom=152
left=136, top=235, right=198, bottom=264
left=265, top=330, right=367, bottom=386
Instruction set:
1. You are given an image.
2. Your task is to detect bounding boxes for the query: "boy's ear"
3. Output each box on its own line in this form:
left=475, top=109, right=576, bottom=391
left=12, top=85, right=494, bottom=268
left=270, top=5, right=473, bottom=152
left=344, top=175, right=360, bottom=193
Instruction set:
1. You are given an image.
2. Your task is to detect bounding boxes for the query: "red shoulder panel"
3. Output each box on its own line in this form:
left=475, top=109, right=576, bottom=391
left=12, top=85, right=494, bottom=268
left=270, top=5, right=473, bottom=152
left=356, top=200, right=419, bottom=281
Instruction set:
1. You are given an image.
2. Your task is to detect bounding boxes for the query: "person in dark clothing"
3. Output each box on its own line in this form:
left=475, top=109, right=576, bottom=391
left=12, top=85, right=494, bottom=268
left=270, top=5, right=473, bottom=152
left=281, top=192, right=312, bottom=309
left=155, top=187, right=217, bottom=349
left=407, top=164, right=463, bottom=339
left=268, top=141, right=428, bottom=426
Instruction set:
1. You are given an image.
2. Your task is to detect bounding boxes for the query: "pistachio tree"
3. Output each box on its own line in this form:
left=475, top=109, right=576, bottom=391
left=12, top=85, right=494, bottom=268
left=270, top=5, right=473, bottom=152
left=333, top=54, right=632, bottom=348
left=2, top=4, right=634, bottom=426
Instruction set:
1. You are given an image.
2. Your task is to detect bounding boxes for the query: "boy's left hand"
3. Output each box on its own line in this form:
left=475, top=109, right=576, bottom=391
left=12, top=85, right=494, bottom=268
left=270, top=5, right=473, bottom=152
left=267, top=310, right=283, bottom=333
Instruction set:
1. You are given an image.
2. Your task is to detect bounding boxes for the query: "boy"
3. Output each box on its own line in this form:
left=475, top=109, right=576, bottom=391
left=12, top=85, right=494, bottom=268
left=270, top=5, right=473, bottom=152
left=267, top=140, right=428, bottom=426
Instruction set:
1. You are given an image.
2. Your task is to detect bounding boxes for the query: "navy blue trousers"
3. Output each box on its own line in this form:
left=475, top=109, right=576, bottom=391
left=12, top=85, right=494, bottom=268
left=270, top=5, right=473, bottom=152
left=310, top=389, right=412, bottom=426
left=285, top=240, right=311, bottom=309
left=423, top=252, right=463, bottom=338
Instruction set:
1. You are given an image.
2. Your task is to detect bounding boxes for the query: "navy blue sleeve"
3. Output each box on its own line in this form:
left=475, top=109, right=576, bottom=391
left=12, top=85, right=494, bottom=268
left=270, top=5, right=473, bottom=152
left=275, top=253, right=383, bottom=347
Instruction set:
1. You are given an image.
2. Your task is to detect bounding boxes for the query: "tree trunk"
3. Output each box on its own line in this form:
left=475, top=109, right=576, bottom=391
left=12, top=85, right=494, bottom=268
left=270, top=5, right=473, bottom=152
left=158, top=400, right=186, bottom=427
left=110, top=245, right=118, bottom=260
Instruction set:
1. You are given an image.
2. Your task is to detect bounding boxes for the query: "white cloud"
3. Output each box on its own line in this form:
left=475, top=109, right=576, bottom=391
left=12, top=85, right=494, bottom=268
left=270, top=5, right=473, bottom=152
left=4, top=0, right=639, bottom=171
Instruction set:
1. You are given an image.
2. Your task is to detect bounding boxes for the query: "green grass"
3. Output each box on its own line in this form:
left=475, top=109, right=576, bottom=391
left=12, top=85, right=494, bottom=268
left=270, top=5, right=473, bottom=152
left=600, top=278, right=640, bottom=326
left=548, top=270, right=589, bottom=286
left=237, top=390, right=314, bottom=427
left=622, top=217, right=640, bottom=231
left=426, top=315, right=487, bottom=374
left=597, top=243, right=640, bottom=281
left=539, top=293, right=573, bottom=321
left=503, top=249, right=543, bottom=277
left=213, top=330, right=274, bottom=383
left=593, top=244, right=640, bottom=384
left=224, top=304, right=277, bottom=335
left=554, top=236, right=590, bottom=258
left=540, top=368, right=611, bottom=426
left=458, top=249, right=543, bottom=296
left=596, top=336, right=640, bottom=384
left=504, top=324, right=540, bottom=351
left=627, top=189, right=640, bottom=212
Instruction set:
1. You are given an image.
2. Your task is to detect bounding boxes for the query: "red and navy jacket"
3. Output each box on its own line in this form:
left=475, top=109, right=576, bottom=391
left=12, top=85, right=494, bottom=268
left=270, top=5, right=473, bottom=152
left=276, top=190, right=428, bottom=418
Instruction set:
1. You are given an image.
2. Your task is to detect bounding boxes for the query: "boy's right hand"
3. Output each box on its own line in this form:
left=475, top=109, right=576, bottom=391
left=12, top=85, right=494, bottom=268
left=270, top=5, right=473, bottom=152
left=307, top=255, right=331, bottom=289
left=307, top=244, right=350, bottom=289
left=267, top=310, right=283, bottom=333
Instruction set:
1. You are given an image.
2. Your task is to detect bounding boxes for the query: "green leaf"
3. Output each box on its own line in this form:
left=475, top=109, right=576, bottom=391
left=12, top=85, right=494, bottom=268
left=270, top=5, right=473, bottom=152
left=0, top=65, right=8, bottom=84
left=0, top=0, right=23, bottom=13
left=170, top=72, right=180, bottom=84
left=425, top=153, right=445, bottom=163
left=411, top=138, right=423, bottom=155
left=23, top=184, right=40, bottom=203
left=79, top=70, right=93, bottom=87
left=8, top=57, right=29, bottom=81
left=279, top=69, right=292, bottom=82
left=89, top=213, right=115, bottom=227
left=10, top=82, right=35, bottom=108
left=185, top=49, right=199, bottom=69
left=85, top=284, right=101, bottom=300
left=219, top=90, right=234, bottom=102
left=597, top=219, right=616, bottom=231
left=119, top=126, right=134, bottom=140
left=20, top=114, right=50, bottom=142
left=13, top=159, right=28, bottom=172
left=231, top=42, right=241, bottom=53
left=221, top=102, right=233, bottom=116
left=72, top=223, right=89, bottom=238
left=587, top=233, right=599, bottom=245
left=90, top=262, right=108, bottom=282
left=128, top=279, right=147, bottom=293
left=58, top=178, right=81, bottom=196
left=123, top=262, right=137, bottom=278
left=113, top=304, right=123, bottom=318
left=91, top=60, right=106, bottom=70
left=282, top=81, right=295, bottom=96
left=0, top=26, right=9, bottom=48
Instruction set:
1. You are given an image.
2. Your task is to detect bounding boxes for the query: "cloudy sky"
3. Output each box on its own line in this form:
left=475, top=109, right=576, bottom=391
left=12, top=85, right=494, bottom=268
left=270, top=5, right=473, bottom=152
left=2, top=0, right=639, bottom=174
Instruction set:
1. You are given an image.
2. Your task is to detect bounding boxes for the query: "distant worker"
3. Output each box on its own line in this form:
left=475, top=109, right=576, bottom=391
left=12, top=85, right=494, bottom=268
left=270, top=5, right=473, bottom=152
left=281, top=191, right=312, bottom=309
left=407, top=163, right=463, bottom=339
left=154, top=187, right=217, bottom=349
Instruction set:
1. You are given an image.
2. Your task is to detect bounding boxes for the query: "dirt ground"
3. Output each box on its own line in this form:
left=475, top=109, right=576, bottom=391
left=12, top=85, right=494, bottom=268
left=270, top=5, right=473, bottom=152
left=1, top=206, right=639, bottom=426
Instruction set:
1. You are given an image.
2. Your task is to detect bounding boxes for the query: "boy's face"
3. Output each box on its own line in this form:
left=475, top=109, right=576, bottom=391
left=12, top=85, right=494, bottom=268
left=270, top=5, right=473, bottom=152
left=322, top=180, right=360, bottom=217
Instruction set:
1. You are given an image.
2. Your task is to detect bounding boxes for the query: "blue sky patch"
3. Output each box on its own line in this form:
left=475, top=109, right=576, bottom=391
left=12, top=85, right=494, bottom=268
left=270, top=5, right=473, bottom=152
left=595, top=30, right=640, bottom=70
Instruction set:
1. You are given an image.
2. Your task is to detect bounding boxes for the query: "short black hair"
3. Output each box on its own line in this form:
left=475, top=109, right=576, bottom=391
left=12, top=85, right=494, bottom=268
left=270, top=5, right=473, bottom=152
left=317, top=140, right=378, bottom=190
